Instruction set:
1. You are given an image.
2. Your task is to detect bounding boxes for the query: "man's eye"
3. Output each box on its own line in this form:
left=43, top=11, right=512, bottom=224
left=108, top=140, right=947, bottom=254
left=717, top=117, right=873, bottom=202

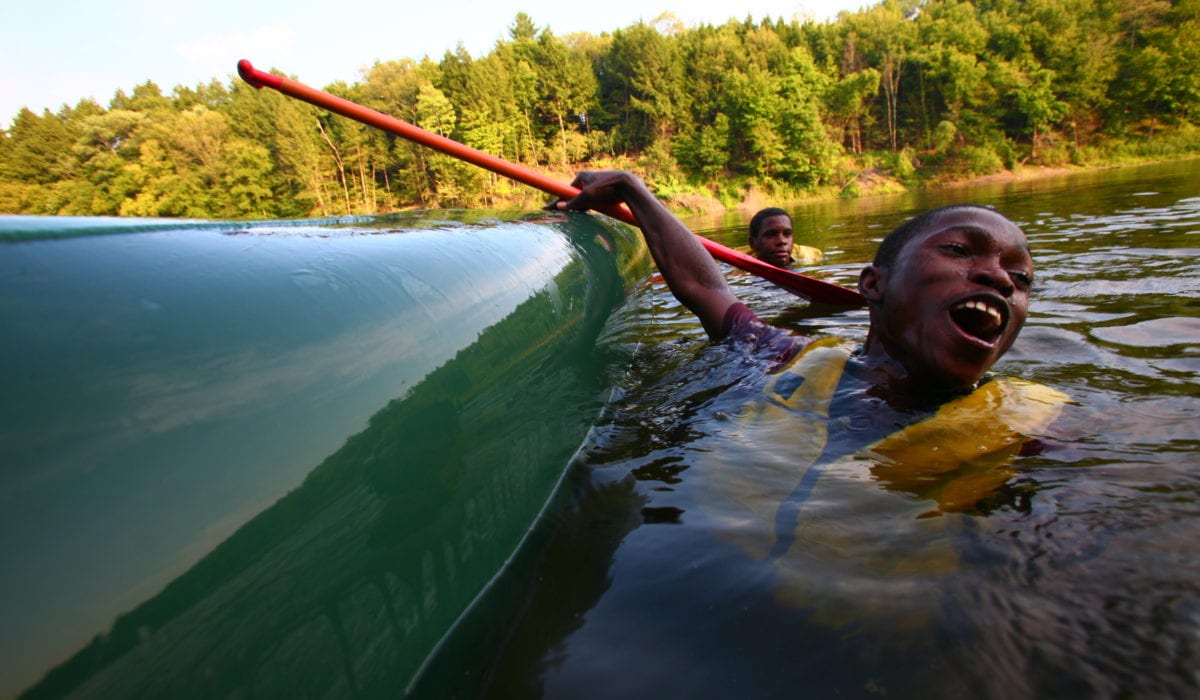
left=942, top=242, right=969, bottom=256
left=1010, top=271, right=1032, bottom=287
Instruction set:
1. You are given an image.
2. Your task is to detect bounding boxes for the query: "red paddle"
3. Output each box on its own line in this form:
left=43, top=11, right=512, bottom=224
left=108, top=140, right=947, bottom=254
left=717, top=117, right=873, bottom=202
left=237, top=59, right=865, bottom=306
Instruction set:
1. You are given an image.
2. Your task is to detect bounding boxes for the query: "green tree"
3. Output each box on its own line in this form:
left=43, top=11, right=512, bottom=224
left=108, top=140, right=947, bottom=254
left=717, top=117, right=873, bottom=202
left=994, top=58, right=1067, bottom=160
left=525, top=30, right=599, bottom=167
left=221, top=139, right=275, bottom=217
left=775, top=45, right=838, bottom=187
left=840, top=1, right=918, bottom=151
left=595, top=21, right=688, bottom=166
left=223, top=79, right=327, bottom=217
left=1111, top=0, right=1200, bottom=133
left=984, top=0, right=1116, bottom=151
left=915, top=0, right=994, bottom=149
left=674, top=22, right=750, bottom=179
left=0, top=108, right=75, bottom=184
left=109, top=81, right=173, bottom=115
left=826, top=68, right=881, bottom=154
left=58, top=109, right=145, bottom=214
left=360, top=58, right=439, bottom=207
left=435, top=47, right=534, bottom=205
left=720, top=32, right=836, bottom=188
left=414, top=81, right=476, bottom=204
left=119, top=105, right=278, bottom=218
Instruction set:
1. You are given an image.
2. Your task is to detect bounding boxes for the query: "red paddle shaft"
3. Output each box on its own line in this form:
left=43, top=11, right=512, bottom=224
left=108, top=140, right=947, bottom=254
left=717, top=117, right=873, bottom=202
left=237, top=59, right=864, bottom=306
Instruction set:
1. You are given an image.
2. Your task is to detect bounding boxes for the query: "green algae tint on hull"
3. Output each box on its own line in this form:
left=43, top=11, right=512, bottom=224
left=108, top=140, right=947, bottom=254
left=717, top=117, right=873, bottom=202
left=0, top=211, right=651, bottom=699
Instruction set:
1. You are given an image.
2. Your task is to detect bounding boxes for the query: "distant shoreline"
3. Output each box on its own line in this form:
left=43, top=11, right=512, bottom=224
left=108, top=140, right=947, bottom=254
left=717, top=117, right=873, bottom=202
left=677, top=156, right=1200, bottom=217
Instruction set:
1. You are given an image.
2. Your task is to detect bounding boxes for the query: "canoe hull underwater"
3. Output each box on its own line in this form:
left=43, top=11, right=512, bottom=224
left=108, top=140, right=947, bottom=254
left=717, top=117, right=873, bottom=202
left=0, top=212, right=650, bottom=698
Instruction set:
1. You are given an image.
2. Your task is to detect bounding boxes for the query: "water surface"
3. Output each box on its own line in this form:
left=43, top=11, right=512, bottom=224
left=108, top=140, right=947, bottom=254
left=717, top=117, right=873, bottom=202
left=487, top=160, right=1200, bottom=698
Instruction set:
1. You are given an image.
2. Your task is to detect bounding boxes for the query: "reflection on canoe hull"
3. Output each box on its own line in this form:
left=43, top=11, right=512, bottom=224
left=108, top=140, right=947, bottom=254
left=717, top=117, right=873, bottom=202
left=1, top=212, right=650, bottom=698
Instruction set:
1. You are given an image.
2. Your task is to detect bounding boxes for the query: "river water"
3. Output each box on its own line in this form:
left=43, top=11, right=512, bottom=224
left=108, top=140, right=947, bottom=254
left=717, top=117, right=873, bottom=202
left=484, top=160, right=1200, bottom=698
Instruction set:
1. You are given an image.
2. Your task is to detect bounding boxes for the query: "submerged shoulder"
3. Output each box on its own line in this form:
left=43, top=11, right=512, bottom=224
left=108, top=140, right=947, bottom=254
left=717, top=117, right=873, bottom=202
left=721, top=302, right=811, bottom=363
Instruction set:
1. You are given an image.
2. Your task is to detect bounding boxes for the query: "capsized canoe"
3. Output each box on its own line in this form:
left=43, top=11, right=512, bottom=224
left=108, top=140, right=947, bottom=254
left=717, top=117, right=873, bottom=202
left=0, top=211, right=650, bottom=698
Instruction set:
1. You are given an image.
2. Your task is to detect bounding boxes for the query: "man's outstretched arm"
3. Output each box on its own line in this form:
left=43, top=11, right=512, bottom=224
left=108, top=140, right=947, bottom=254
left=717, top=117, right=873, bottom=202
left=551, top=171, right=740, bottom=339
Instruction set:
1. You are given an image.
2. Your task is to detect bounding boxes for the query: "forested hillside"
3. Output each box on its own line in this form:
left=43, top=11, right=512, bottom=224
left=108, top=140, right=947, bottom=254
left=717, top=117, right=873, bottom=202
left=2, top=0, right=1197, bottom=218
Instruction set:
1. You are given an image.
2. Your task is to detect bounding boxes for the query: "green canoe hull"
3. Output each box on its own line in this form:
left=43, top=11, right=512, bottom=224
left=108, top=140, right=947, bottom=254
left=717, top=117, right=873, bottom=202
left=1, top=212, right=649, bottom=698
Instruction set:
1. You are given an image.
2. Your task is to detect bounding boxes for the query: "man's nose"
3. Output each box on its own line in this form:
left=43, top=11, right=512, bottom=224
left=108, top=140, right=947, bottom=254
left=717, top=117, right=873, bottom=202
left=971, top=257, right=1015, bottom=296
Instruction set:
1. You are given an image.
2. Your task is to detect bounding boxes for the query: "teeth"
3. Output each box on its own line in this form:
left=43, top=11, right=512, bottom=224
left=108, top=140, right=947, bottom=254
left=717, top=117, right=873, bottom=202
left=955, top=299, right=1002, bottom=326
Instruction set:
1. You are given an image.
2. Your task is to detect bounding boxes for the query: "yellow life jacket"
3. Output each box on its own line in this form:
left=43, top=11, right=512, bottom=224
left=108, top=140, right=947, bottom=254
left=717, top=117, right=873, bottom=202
left=753, top=337, right=1070, bottom=513
left=701, top=337, right=1070, bottom=621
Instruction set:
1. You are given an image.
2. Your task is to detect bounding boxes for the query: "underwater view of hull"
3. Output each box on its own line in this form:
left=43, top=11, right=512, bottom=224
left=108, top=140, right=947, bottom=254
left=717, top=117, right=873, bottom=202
left=0, top=211, right=650, bottom=698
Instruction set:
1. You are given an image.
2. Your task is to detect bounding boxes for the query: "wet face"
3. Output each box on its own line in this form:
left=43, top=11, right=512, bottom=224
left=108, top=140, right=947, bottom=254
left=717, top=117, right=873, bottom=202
left=860, top=208, right=1034, bottom=392
left=749, top=215, right=794, bottom=267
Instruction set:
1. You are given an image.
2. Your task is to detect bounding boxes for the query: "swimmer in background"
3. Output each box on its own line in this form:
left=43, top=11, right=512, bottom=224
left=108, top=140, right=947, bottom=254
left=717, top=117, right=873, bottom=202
left=747, top=207, right=823, bottom=268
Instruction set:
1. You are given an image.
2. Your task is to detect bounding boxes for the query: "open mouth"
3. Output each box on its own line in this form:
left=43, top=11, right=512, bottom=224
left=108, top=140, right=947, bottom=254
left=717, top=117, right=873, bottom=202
left=949, top=298, right=1007, bottom=344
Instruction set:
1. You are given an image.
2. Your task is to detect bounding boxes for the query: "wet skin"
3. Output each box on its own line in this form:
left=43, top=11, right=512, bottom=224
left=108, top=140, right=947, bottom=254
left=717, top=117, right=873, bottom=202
left=750, top=215, right=794, bottom=267
left=858, top=208, right=1034, bottom=395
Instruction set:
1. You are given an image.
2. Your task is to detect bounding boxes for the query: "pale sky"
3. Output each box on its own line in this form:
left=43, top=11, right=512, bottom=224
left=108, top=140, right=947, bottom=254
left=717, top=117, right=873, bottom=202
left=1, top=0, right=874, bottom=129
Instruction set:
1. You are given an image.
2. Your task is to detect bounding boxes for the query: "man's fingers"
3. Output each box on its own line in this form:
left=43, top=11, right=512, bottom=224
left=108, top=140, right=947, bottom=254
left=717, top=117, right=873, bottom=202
left=544, top=197, right=580, bottom=212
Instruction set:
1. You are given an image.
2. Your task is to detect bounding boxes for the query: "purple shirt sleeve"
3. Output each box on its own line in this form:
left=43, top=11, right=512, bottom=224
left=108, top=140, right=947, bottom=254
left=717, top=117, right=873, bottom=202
left=721, top=302, right=808, bottom=364
left=721, top=302, right=763, bottom=337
